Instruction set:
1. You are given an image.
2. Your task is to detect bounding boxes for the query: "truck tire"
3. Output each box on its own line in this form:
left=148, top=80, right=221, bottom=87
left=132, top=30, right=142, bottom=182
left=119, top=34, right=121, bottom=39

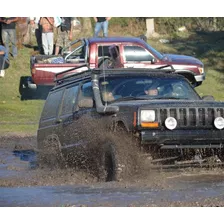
left=97, top=133, right=141, bottom=182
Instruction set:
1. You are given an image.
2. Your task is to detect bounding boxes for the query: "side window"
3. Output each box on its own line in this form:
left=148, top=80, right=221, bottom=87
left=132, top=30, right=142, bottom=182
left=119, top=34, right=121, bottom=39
left=124, top=46, right=153, bottom=62
left=81, top=82, right=93, bottom=98
left=41, top=90, right=64, bottom=120
left=98, top=46, right=110, bottom=58
left=61, top=85, right=79, bottom=115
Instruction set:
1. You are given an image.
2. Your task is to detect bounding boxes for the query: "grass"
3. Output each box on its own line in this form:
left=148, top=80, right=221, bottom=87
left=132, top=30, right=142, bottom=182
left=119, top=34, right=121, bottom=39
left=0, top=44, right=45, bottom=134
left=0, top=29, right=223, bottom=134
left=148, top=30, right=224, bottom=100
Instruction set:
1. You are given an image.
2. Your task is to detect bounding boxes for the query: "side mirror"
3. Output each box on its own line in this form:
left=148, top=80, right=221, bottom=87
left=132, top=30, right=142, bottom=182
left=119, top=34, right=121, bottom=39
left=78, top=98, right=94, bottom=108
left=151, top=58, right=157, bottom=64
left=202, top=95, right=215, bottom=101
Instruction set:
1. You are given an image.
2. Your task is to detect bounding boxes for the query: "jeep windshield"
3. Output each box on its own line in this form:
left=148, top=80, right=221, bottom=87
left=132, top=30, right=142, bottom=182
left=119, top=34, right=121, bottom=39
left=99, top=75, right=201, bottom=103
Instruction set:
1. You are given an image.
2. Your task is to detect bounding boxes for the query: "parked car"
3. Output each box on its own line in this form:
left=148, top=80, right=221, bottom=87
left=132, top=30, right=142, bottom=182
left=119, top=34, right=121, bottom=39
left=20, top=37, right=205, bottom=99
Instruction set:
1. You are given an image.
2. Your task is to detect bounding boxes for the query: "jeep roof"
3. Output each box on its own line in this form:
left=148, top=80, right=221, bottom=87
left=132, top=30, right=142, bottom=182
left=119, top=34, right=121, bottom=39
left=53, top=67, right=184, bottom=90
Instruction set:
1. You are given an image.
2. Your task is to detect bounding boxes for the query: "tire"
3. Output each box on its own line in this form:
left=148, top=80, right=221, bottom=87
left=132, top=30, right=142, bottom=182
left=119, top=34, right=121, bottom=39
left=38, top=134, right=67, bottom=169
left=97, top=133, right=141, bottom=182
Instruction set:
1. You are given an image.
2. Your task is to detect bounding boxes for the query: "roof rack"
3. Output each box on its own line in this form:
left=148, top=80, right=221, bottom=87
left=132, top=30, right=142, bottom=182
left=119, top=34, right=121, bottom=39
left=91, top=66, right=176, bottom=74
left=54, top=64, right=177, bottom=86
left=54, top=64, right=91, bottom=85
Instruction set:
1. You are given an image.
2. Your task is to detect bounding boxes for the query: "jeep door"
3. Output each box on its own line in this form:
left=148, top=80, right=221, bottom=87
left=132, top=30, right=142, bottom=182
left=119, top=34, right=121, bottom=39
left=57, top=81, right=99, bottom=153
left=56, top=84, right=80, bottom=151
left=37, top=89, right=64, bottom=150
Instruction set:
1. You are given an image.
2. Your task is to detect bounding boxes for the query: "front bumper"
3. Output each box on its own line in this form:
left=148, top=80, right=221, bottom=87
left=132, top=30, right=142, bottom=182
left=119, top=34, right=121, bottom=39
left=195, top=73, right=205, bottom=82
left=141, top=129, right=224, bottom=149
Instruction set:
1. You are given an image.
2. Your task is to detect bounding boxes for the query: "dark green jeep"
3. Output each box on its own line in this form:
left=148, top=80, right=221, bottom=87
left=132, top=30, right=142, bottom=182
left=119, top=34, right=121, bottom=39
left=37, top=68, right=224, bottom=181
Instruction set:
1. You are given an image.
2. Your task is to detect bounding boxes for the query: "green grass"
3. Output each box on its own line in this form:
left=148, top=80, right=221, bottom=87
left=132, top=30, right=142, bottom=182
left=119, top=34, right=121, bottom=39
left=0, top=45, right=45, bottom=134
left=0, top=30, right=223, bottom=134
left=149, top=31, right=224, bottom=101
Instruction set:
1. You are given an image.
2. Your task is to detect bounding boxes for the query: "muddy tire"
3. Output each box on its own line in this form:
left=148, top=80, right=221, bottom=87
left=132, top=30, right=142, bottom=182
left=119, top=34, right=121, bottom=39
left=38, top=134, right=67, bottom=169
left=97, top=133, right=141, bottom=182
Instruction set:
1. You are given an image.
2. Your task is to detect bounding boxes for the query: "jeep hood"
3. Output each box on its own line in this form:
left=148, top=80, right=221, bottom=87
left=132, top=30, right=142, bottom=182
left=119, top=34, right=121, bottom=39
left=162, top=54, right=203, bottom=66
left=112, top=100, right=224, bottom=108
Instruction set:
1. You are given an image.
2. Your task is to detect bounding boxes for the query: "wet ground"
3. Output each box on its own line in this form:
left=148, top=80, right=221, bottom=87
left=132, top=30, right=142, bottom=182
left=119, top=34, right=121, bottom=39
left=1, top=135, right=224, bottom=207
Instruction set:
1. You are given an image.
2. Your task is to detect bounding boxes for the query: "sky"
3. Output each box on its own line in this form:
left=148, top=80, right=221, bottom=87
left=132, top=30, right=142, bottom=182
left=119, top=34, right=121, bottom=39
left=2, top=0, right=223, bottom=17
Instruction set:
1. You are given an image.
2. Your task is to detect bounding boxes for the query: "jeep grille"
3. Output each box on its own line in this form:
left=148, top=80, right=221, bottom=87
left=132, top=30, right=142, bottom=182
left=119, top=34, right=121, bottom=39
left=159, top=107, right=224, bottom=128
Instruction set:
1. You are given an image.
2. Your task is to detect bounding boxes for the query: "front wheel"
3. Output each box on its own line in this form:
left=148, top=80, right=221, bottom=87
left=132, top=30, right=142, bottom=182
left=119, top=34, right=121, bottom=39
left=97, top=133, right=141, bottom=182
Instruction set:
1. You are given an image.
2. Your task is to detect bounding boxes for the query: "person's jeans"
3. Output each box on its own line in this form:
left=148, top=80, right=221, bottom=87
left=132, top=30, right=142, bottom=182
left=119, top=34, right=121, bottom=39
left=94, top=20, right=109, bottom=37
left=0, top=55, right=9, bottom=70
left=42, top=32, right=54, bottom=55
left=35, top=25, right=43, bottom=54
left=2, top=29, right=17, bottom=57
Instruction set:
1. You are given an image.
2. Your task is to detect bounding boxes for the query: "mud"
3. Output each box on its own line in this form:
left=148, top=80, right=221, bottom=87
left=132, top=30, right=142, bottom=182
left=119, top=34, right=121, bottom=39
left=1, top=134, right=224, bottom=206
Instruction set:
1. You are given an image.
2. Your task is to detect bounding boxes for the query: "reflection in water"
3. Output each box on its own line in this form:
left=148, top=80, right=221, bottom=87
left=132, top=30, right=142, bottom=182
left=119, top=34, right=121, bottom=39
left=13, top=149, right=37, bottom=169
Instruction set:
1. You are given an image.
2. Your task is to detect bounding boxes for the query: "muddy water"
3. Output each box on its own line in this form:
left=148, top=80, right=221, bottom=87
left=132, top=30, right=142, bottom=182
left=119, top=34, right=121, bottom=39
left=1, top=136, right=224, bottom=207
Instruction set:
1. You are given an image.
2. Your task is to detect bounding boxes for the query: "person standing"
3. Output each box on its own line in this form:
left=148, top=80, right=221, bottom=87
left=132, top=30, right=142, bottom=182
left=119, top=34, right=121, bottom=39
left=0, top=17, right=18, bottom=58
left=16, top=17, right=29, bottom=49
left=0, top=45, right=10, bottom=78
left=93, top=17, right=111, bottom=37
left=39, top=17, right=54, bottom=55
left=29, top=17, right=43, bottom=54
left=55, top=17, right=72, bottom=55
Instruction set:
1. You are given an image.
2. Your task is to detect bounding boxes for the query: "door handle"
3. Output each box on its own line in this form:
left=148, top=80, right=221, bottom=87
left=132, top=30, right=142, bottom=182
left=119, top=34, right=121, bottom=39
left=55, top=119, right=62, bottom=124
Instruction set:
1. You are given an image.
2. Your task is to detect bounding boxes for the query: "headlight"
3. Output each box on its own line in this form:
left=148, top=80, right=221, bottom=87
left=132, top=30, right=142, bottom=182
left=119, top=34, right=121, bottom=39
left=198, top=67, right=204, bottom=74
left=141, top=110, right=155, bottom=122
left=165, top=117, right=177, bottom=130
left=214, top=117, right=224, bottom=130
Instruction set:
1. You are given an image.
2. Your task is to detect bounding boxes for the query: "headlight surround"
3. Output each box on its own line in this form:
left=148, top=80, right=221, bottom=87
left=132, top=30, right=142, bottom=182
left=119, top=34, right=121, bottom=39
left=198, top=67, right=204, bottom=74
left=214, top=117, right=224, bottom=130
left=165, top=117, right=177, bottom=130
left=141, top=110, right=155, bottom=122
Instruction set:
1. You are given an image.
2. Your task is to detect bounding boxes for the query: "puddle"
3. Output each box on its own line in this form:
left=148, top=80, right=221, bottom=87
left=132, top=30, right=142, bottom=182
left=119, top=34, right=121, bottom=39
left=0, top=149, right=37, bottom=178
left=13, top=149, right=37, bottom=169
left=1, top=183, right=224, bottom=207
left=1, top=147, right=224, bottom=206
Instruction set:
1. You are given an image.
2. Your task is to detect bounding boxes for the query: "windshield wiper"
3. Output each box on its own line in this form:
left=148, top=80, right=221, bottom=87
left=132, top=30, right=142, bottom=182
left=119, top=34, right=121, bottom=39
left=156, top=97, right=189, bottom=100
left=112, top=96, right=147, bottom=102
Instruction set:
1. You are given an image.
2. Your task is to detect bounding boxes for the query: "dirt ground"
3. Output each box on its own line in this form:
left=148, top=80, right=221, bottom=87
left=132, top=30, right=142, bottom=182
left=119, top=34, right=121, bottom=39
left=1, top=134, right=224, bottom=207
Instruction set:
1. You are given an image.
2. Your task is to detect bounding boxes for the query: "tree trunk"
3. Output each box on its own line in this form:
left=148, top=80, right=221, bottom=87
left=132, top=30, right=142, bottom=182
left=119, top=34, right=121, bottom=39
left=82, top=17, right=93, bottom=37
left=213, top=17, right=217, bottom=31
left=145, top=18, right=155, bottom=38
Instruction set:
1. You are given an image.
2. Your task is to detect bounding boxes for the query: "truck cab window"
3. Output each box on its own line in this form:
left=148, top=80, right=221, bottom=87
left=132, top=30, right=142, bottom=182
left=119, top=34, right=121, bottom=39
left=124, top=46, right=153, bottom=62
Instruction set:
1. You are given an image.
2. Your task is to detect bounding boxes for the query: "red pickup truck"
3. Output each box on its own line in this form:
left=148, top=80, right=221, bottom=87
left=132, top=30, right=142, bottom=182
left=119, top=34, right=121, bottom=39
left=19, top=37, right=205, bottom=99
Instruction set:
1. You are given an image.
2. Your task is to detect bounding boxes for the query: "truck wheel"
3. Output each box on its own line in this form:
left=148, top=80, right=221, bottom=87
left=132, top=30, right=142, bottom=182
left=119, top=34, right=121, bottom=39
left=98, top=133, right=141, bottom=182
left=38, top=134, right=67, bottom=169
